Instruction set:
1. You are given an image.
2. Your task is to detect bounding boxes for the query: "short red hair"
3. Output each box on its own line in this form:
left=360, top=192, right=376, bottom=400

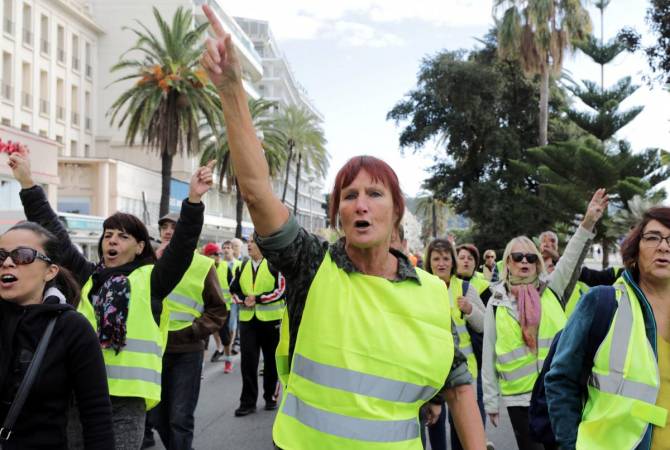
left=329, top=156, right=405, bottom=229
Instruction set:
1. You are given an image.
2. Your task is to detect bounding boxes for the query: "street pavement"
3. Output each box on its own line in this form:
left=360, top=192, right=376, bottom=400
left=153, top=349, right=518, bottom=450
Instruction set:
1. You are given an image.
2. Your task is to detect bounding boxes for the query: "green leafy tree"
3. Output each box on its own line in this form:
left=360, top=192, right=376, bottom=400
left=108, top=7, right=221, bottom=217
left=495, top=0, right=591, bottom=145
left=388, top=34, right=575, bottom=250
left=275, top=105, right=329, bottom=214
left=200, top=98, right=287, bottom=237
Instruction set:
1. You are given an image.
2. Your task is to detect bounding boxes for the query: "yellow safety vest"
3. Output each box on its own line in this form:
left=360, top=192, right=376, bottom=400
left=166, top=253, right=213, bottom=331
left=494, top=288, right=566, bottom=396
left=565, top=281, right=589, bottom=319
left=273, top=252, right=454, bottom=450
left=276, top=308, right=291, bottom=388
left=238, top=259, right=285, bottom=322
left=78, top=265, right=169, bottom=410
left=216, top=259, right=241, bottom=305
left=448, top=277, right=478, bottom=378
left=467, top=274, right=490, bottom=296
left=576, top=280, right=668, bottom=449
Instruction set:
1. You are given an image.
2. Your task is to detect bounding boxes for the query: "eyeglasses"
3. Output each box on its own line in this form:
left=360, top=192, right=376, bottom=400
left=485, top=255, right=496, bottom=259
left=510, top=252, right=539, bottom=264
left=640, top=233, right=670, bottom=248
left=0, top=247, right=53, bottom=265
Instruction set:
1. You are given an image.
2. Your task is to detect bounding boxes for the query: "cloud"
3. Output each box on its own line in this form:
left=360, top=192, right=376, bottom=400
left=227, top=0, right=494, bottom=43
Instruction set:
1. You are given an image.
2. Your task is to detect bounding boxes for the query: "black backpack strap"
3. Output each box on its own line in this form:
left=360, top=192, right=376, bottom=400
left=0, top=315, right=58, bottom=441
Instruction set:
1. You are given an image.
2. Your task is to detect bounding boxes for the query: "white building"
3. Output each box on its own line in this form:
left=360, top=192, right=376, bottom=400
left=236, top=17, right=328, bottom=232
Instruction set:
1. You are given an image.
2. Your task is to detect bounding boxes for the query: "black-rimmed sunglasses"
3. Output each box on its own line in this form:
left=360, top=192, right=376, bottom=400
left=0, top=247, right=53, bottom=265
left=510, top=252, right=539, bottom=264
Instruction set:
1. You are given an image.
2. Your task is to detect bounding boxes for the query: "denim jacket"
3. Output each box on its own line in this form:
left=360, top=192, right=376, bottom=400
left=545, top=270, right=659, bottom=450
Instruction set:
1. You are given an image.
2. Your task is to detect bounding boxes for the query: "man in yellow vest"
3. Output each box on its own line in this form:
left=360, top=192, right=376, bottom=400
left=230, top=233, right=286, bottom=417
left=147, top=213, right=228, bottom=450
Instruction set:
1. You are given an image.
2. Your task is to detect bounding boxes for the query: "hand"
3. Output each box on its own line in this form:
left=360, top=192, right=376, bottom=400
left=200, top=4, right=243, bottom=93
left=582, top=188, right=608, bottom=231
left=244, top=295, right=256, bottom=307
left=155, top=241, right=169, bottom=259
left=457, top=296, right=473, bottom=314
left=424, top=403, right=442, bottom=426
left=488, top=413, right=499, bottom=427
left=188, top=160, right=215, bottom=203
left=7, top=144, right=35, bottom=189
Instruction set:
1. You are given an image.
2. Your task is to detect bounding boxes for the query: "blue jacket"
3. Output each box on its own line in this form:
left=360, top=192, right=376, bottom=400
left=545, top=270, right=659, bottom=450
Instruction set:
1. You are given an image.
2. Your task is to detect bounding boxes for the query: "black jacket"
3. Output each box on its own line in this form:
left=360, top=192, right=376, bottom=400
left=0, top=295, right=113, bottom=449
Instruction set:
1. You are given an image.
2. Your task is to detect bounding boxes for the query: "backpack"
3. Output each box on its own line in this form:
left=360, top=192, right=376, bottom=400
left=528, top=285, right=619, bottom=445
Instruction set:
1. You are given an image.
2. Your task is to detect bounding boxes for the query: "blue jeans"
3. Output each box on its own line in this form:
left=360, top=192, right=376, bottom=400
left=227, top=302, right=239, bottom=334
left=152, top=351, right=204, bottom=450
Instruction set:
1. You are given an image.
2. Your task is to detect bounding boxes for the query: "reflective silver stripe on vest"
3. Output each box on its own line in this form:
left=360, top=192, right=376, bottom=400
left=454, top=324, right=468, bottom=336
left=282, top=393, right=419, bottom=443
left=167, top=293, right=204, bottom=313
left=460, top=344, right=473, bottom=357
left=221, top=289, right=230, bottom=295
left=106, top=365, right=161, bottom=385
left=498, top=361, right=538, bottom=381
left=293, top=354, right=437, bottom=403
left=538, top=338, right=554, bottom=349
left=588, top=286, right=658, bottom=405
left=497, top=347, right=531, bottom=364
left=256, top=302, right=285, bottom=312
left=122, top=338, right=162, bottom=357
left=170, top=311, right=198, bottom=322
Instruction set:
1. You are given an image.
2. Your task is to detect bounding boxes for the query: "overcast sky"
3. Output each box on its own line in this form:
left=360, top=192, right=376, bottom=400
left=227, top=0, right=670, bottom=197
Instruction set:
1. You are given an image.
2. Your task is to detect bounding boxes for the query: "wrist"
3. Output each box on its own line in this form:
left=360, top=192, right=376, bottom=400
left=20, top=179, right=36, bottom=190
left=188, top=193, right=202, bottom=204
left=218, top=83, right=246, bottom=103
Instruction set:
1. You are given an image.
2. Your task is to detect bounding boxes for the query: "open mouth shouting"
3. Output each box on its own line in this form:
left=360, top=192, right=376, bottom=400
left=354, top=220, right=371, bottom=232
left=0, top=273, right=18, bottom=288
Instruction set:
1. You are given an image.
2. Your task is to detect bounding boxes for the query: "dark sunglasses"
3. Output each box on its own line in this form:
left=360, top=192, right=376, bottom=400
left=0, top=247, right=53, bottom=265
left=510, top=252, right=539, bottom=264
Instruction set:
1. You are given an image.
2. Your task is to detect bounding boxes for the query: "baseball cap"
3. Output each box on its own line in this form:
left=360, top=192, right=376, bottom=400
left=202, top=242, right=221, bottom=256
left=158, top=212, right=180, bottom=226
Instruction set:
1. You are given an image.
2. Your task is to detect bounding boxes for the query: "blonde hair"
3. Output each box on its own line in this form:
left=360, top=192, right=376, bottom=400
left=500, top=236, right=545, bottom=281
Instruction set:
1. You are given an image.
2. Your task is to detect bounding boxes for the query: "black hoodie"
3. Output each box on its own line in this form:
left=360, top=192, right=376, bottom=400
left=0, top=290, right=114, bottom=449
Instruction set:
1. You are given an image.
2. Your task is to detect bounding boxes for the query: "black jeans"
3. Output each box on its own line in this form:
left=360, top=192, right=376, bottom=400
left=239, top=317, right=280, bottom=407
left=152, top=350, right=204, bottom=450
left=507, top=406, right=552, bottom=450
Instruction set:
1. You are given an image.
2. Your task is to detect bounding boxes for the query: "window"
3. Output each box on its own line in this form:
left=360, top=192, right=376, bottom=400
left=56, top=25, right=64, bottom=63
left=3, top=0, right=13, bottom=36
left=84, top=143, right=90, bottom=156
left=55, top=134, right=63, bottom=143
left=21, top=61, right=31, bottom=109
left=71, top=34, right=79, bottom=71
left=1, top=117, right=10, bottom=126
left=71, top=85, right=79, bottom=126
left=84, top=91, right=91, bottom=131
left=38, top=129, right=47, bottom=137
left=39, top=70, right=48, bottom=115
left=21, top=3, right=31, bottom=46
left=56, top=78, right=64, bottom=121
left=1, top=52, right=12, bottom=102
left=39, top=15, right=48, bottom=54
left=70, top=139, right=77, bottom=155
left=85, top=42, right=91, bottom=77
left=20, top=123, right=29, bottom=132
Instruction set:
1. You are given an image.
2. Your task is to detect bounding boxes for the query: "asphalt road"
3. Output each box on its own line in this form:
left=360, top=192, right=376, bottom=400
left=152, top=349, right=519, bottom=450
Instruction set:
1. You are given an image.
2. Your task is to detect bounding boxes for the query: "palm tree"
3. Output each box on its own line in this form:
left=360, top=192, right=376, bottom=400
left=200, top=98, right=287, bottom=237
left=275, top=105, right=328, bottom=212
left=108, top=7, right=221, bottom=217
left=415, top=194, right=448, bottom=240
left=495, top=0, right=591, bottom=146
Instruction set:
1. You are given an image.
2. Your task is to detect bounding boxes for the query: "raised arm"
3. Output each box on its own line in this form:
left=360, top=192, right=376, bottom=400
left=9, top=145, right=95, bottom=283
left=200, top=4, right=288, bottom=237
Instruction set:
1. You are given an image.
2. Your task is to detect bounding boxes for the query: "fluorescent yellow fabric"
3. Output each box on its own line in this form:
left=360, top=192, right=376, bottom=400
left=448, top=277, right=477, bottom=378
left=166, top=253, right=213, bottom=331
left=238, top=259, right=285, bottom=322
left=273, top=253, right=454, bottom=450
left=565, top=281, right=589, bottom=319
left=651, top=335, right=670, bottom=449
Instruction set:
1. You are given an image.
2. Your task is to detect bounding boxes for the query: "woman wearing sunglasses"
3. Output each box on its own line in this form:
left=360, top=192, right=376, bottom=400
left=481, top=189, right=608, bottom=450
left=7, top=146, right=213, bottom=449
left=0, top=222, right=114, bottom=449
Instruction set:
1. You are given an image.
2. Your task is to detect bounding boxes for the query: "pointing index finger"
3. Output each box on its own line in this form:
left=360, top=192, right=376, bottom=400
left=202, top=4, right=226, bottom=38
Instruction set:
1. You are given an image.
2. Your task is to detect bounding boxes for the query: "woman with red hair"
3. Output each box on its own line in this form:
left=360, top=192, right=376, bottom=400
left=200, top=5, right=485, bottom=449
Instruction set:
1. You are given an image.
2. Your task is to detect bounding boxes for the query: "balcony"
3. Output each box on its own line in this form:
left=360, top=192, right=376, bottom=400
left=57, top=48, right=65, bottom=64
left=21, top=91, right=32, bottom=109
left=23, top=29, right=33, bottom=46
left=85, top=64, right=92, bottom=78
left=56, top=106, right=65, bottom=121
left=40, top=39, right=49, bottom=54
left=3, top=19, right=13, bottom=36
left=85, top=116, right=91, bottom=131
left=39, top=98, right=49, bottom=115
left=72, top=57, right=79, bottom=71
left=71, top=111, right=79, bottom=126
left=1, top=82, right=12, bottom=102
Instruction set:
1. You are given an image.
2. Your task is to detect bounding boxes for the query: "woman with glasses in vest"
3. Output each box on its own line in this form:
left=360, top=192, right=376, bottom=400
left=546, top=207, right=670, bottom=450
left=200, top=5, right=486, bottom=449
left=8, top=146, right=214, bottom=449
left=481, top=189, right=607, bottom=450
left=0, top=221, right=114, bottom=449
left=424, top=238, right=487, bottom=450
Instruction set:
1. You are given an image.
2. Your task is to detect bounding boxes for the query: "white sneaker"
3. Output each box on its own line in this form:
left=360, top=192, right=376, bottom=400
left=486, top=441, right=495, bottom=450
